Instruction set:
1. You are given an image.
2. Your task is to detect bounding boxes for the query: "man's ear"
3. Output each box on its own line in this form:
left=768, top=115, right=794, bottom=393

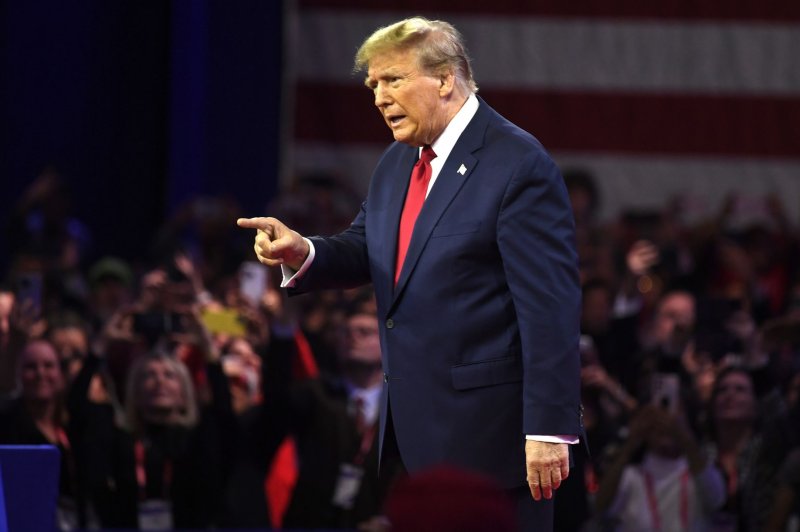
left=438, top=71, right=456, bottom=97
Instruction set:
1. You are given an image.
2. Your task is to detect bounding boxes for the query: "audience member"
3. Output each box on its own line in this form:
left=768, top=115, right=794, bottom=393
left=46, top=311, right=91, bottom=384
left=3, top=171, right=800, bottom=531
left=87, top=256, right=134, bottom=328
left=68, top=308, right=236, bottom=529
left=579, top=238, right=657, bottom=391
left=267, top=290, right=401, bottom=530
left=595, top=405, right=725, bottom=531
left=705, top=367, right=757, bottom=509
left=216, top=286, right=310, bottom=528
left=0, top=339, right=87, bottom=530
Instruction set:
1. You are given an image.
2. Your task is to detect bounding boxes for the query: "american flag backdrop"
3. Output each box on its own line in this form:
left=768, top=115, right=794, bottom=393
left=283, top=1, right=800, bottom=224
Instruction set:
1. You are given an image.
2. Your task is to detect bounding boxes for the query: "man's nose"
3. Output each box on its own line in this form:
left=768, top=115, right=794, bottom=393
left=374, top=84, right=390, bottom=107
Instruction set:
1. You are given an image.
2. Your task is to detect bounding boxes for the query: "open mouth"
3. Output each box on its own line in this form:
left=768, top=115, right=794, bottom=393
left=388, top=115, right=405, bottom=126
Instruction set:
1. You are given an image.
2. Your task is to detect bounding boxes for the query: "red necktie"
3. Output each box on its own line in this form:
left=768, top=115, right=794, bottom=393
left=395, top=145, right=436, bottom=285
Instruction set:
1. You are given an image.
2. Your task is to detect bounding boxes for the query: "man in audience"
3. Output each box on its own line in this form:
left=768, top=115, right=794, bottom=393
left=271, top=292, right=397, bottom=529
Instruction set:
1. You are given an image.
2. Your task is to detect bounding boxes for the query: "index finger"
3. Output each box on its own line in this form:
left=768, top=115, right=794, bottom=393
left=237, top=217, right=275, bottom=230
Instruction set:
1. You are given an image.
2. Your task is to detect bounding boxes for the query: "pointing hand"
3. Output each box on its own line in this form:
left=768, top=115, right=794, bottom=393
left=237, top=217, right=309, bottom=270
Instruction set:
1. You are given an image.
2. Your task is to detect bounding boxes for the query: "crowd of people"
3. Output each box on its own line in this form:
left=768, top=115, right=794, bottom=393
left=1, top=167, right=799, bottom=531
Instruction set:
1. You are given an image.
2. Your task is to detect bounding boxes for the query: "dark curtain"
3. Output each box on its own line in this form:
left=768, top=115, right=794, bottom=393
left=0, top=0, right=283, bottom=275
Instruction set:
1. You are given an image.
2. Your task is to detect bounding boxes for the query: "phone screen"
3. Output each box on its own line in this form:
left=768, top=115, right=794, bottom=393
left=201, top=309, right=246, bottom=336
left=239, top=261, right=268, bottom=306
left=651, top=372, right=680, bottom=413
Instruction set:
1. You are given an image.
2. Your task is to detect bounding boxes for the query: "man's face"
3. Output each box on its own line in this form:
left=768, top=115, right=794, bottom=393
left=653, top=292, right=695, bottom=346
left=366, top=47, right=451, bottom=147
left=340, top=313, right=381, bottom=365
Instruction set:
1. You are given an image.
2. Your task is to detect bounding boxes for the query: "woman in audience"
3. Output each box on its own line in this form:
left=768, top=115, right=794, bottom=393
left=70, top=308, right=236, bottom=529
left=595, top=403, right=725, bottom=531
left=705, top=366, right=758, bottom=529
left=0, top=339, right=88, bottom=530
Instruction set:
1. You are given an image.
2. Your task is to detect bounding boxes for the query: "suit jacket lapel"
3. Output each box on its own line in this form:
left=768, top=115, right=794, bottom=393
left=391, top=100, right=492, bottom=306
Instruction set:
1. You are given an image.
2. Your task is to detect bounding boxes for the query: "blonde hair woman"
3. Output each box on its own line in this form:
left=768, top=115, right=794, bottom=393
left=124, top=351, right=198, bottom=434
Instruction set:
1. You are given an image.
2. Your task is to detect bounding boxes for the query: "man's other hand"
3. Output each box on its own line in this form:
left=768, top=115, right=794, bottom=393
left=237, top=217, right=309, bottom=270
left=525, top=440, right=569, bottom=501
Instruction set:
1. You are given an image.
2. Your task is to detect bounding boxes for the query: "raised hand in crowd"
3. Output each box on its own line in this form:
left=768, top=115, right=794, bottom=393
left=626, top=240, right=660, bottom=277
left=619, top=239, right=660, bottom=300
left=173, top=251, right=208, bottom=304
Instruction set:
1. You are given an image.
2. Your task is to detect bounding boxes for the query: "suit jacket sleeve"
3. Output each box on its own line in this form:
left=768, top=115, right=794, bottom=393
left=496, top=149, right=582, bottom=436
left=289, top=201, right=372, bottom=294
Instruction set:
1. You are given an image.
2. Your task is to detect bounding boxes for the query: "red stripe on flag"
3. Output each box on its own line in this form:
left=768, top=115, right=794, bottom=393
left=294, top=84, right=800, bottom=158
left=297, top=1, right=800, bottom=23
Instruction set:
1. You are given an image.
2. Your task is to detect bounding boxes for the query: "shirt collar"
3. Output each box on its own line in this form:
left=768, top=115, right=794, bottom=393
left=344, top=380, right=382, bottom=400
left=426, top=93, right=479, bottom=162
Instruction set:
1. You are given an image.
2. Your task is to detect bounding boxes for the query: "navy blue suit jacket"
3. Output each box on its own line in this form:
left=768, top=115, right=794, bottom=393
left=292, top=97, right=581, bottom=488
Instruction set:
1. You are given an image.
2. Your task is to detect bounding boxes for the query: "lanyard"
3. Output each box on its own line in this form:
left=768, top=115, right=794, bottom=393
left=643, top=469, right=689, bottom=531
left=352, top=422, right=378, bottom=466
left=134, top=440, right=173, bottom=501
left=55, top=426, right=79, bottom=495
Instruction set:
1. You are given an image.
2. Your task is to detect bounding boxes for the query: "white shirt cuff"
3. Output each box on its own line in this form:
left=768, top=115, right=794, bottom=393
left=280, top=238, right=315, bottom=287
left=526, top=435, right=579, bottom=444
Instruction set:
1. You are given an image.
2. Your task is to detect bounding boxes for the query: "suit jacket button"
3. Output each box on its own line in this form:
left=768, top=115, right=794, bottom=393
left=383, top=373, right=389, bottom=383
left=386, top=318, right=394, bottom=329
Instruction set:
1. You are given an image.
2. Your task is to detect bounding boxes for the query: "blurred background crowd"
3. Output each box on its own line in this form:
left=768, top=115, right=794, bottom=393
left=2, top=2, right=799, bottom=531
left=2, top=165, right=800, bottom=531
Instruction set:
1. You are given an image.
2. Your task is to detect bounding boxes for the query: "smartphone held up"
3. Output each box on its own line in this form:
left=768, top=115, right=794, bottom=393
left=239, top=261, right=268, bottom=307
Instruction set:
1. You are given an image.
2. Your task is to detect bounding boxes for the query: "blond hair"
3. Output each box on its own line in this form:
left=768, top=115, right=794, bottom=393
left=124, top=351, right=199, bottom=434
left=354, top=16, right=478, bottom=94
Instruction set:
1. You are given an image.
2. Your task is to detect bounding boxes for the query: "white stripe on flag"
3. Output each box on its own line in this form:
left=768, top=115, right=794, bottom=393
left=295, top=10, right=800, bottom=95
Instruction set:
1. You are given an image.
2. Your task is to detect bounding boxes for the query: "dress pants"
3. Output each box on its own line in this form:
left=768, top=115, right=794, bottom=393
left=510, top=485, right=554, bottom=532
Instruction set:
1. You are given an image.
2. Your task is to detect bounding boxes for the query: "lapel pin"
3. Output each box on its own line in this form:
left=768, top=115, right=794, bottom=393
left=457, top=164, right=467, bottom=175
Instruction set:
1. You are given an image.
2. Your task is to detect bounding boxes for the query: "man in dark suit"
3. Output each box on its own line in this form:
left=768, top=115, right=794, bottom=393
left=264, top=291, right=396, bottom=529
left=239, top=17, right=581, bottom=528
